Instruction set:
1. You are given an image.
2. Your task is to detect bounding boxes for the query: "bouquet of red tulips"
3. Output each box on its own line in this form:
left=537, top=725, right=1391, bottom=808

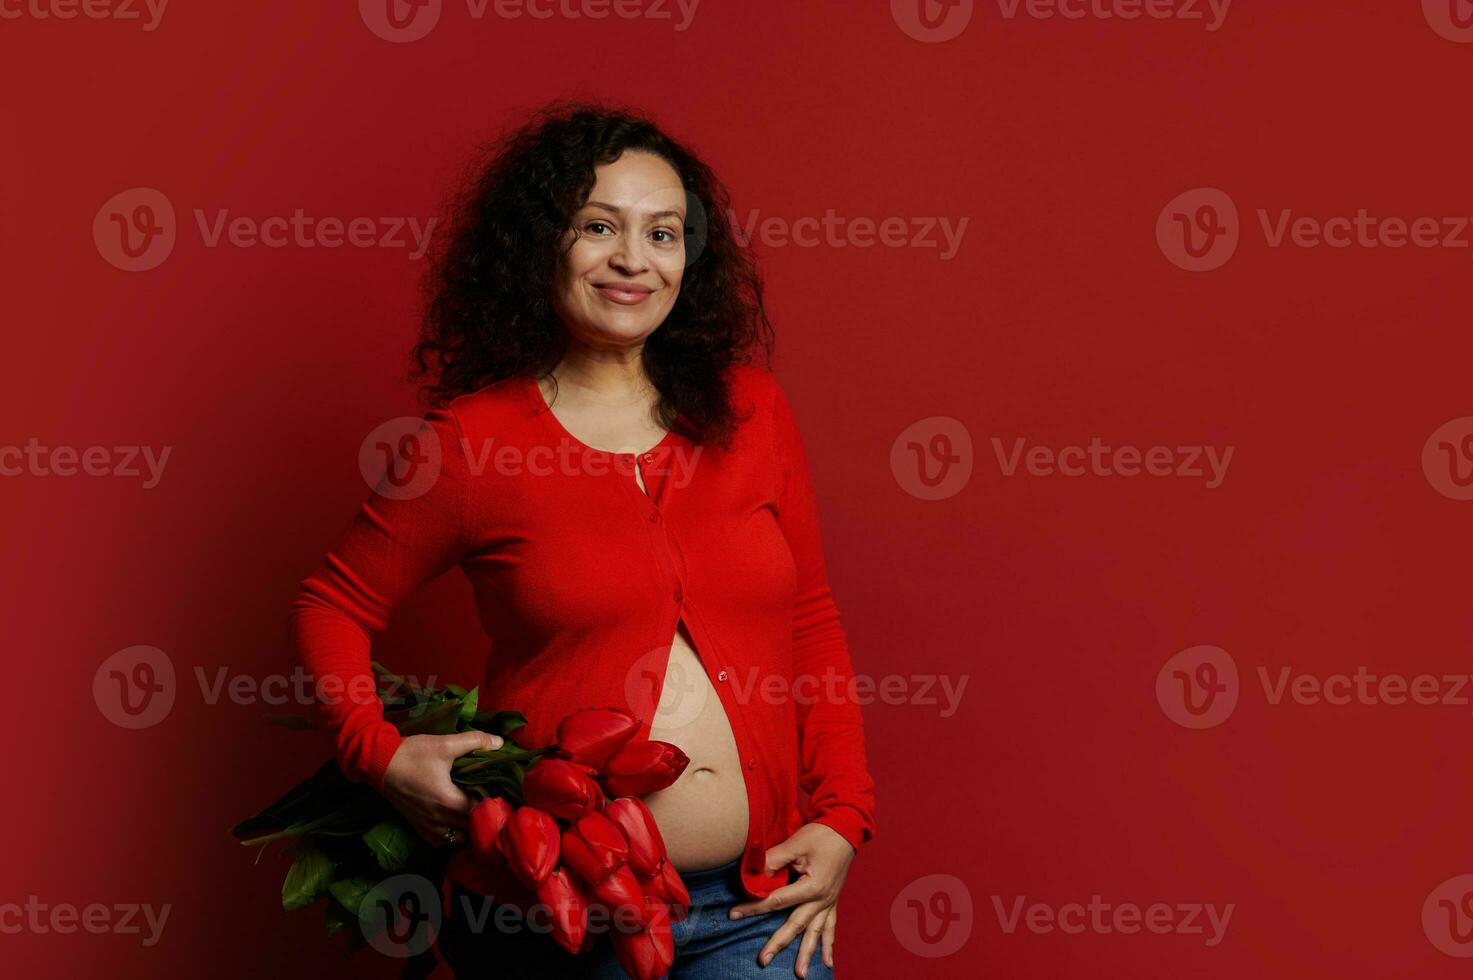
left=232, top=664, right=691, bottom=980
left=448, top=707, right=693, bottom=979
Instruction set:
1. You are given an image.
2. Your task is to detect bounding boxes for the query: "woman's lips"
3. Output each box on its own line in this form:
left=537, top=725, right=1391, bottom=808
left=595, top=284, right=654, bottom=305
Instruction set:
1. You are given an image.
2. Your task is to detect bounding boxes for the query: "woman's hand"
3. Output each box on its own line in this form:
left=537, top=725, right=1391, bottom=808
left=381, top=731, right=504, bottom=846
left=727, top=822, right=856, bottom=977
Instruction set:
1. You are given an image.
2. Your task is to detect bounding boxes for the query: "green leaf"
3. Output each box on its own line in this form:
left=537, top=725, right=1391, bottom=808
left=282, top=841, right=335, bottom=912
left=231, top=760, right=359, bottom=840
left=457, top=687, right=479, bottom=723
left=470, top=709, right=527, bottom=737
left=392, top=697, right=463, bottom=736
left=362, top=820, right=412, bottom=872
left=328, top=875, right=377, bottom=916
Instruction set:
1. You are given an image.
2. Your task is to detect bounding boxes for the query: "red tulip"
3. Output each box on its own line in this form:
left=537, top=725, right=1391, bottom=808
left=445, top=847, right=535, bottom=910
left=468, top=797, right=514, bottom=862
left=556, top=707, right=643, bottom=769
left=602, top=797, right=666, bottom=877
left=590, top=864, right=651, bottom=927
left=498, top=805, right=560, bottom=888
left=639, top=858, right=690, bottom=920
left=602, top=740, right=690, bottom=797
left=560, top=811, right=630, bottom=886
left=524, top=758, right=603, bottom=820
left=534, top=867, right=589, bottom=956
left=610, top=897, right=674, bottom=980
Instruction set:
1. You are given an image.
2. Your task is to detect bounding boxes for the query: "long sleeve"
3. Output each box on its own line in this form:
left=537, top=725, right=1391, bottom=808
left=770, top=378, right=878, bottom=852
left=289, top=406, right=475, bottom=792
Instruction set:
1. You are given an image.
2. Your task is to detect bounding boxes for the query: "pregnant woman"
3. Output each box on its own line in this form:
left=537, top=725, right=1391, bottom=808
left=290, top=101, right=876, bottom=979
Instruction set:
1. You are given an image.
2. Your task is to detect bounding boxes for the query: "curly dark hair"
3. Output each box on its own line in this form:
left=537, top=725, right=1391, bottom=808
left=410, top=99, right=775, bottom=450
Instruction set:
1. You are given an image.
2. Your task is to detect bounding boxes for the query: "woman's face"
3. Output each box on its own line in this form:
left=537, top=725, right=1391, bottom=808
left=553, top=150, right=687, bottom=352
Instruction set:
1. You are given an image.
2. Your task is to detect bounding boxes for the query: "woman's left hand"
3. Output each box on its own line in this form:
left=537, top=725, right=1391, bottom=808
left=727, top=822, right=856, bottom=976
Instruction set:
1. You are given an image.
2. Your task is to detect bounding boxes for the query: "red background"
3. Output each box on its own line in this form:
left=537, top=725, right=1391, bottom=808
left=4, top=1, right=1472, bottom=977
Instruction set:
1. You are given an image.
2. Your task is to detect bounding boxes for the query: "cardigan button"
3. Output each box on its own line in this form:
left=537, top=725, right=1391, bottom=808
left=673, top=588, right=684, bottom=604
left=746, top=758, right=756, bottom=770
left=649, top=511, right=660, bottom=523
left=717, top=669, right=728, bottom=682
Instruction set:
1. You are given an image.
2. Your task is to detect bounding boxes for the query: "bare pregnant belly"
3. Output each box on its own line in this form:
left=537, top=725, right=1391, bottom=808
left=641, top=619, right=750, bottom=872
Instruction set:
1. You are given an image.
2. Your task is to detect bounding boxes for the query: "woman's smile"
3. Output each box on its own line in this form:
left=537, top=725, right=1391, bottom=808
left=594, top=281, right=656, bottom=305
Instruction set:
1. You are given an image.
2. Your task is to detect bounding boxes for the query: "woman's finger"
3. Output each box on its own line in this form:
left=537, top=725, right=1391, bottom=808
left=822, top=903, right=836, bottom=968
left=439, top=730, right=504, bottom=757
left=794, top=906, right=827, bottom=978
left=756, top=898, right=825, bottom=968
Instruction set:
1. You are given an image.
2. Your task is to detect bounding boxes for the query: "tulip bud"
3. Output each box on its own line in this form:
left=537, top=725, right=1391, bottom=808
left=602, top=797, right=666, bottom=877
left=445, top=847, right=535, bottom=910
left=524, top=758, right=603, bottom=821
left=602, top=740, right=690, bottom=798
left=534, top=867, right=589, bottom=956
left=560, top=811, right=630, bottom=885
left=590, top=864, right=650, bottom=927
left=555, top=707, right=643, bottom=769
left=498, top=805, right=560, bottom=888
left=609, top=897, right=674, bottom=980
left=468, top=797, right=514, bottom=862
left=639, top=858, right=690, bottom=920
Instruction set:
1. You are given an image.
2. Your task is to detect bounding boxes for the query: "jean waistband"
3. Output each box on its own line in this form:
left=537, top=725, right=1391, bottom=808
left=676, top=857, right=744, bottom=898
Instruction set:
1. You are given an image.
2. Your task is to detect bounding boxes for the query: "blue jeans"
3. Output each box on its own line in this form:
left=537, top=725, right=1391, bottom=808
left=439, top=858, right=837, bottom=979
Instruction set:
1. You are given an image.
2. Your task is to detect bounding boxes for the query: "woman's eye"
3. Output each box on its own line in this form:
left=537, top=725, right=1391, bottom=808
left=586, top=221, right=613, bottom=235
left=651, top=228, right=680, bottom=244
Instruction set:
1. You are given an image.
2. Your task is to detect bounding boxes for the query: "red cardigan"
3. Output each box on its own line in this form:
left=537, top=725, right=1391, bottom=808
left=289, top=363, right=877, bottom=898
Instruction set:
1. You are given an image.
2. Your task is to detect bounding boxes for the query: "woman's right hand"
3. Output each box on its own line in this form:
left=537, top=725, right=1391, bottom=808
left=381, top=730, right=505, bottom=846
